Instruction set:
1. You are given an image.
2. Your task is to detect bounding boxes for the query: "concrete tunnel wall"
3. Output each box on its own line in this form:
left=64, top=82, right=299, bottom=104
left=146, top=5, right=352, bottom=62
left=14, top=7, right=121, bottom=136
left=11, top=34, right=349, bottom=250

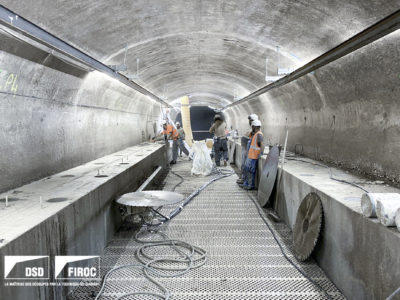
left=224, top=30, right=400, bottom=183
left=0, top=33, right=163, bottom=193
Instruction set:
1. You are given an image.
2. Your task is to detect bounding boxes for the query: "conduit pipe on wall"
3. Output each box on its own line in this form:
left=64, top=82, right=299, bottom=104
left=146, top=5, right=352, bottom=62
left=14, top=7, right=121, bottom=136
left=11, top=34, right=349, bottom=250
left=0, top=4, right=172, bottom=108
left=222, top=9, right=400, bottom=110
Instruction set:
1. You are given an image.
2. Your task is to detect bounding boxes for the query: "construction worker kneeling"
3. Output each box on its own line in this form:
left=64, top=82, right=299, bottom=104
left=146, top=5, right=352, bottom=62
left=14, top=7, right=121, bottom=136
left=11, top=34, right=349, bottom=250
left=240, top=119, right=264, bottom=190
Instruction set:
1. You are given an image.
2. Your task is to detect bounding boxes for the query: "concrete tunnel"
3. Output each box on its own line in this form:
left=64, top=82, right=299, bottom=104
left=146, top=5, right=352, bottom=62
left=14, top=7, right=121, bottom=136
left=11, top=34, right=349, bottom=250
left=0, top=1, right=399, bottom=300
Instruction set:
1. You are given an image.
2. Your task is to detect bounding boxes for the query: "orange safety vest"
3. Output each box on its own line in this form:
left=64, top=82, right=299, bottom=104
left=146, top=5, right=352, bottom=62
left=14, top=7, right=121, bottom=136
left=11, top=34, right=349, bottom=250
left=248, top=131, right=263, bottom=159
left=163, top=124, right=173, bottom=135
left=163, top=125, right=179, bottom=140
left=171, top=128, right=179, bottom=140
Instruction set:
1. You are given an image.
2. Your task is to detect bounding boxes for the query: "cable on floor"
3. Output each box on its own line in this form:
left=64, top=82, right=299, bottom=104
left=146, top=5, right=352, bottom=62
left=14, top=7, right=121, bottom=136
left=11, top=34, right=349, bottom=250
left=95, top=230, right=207, bottom=300
left=169, top=169, right=184, bottom=192
left=285, top=157, right=369, bottom=193
left=96, top=166, right=232, bottom=299
left=145, top=166, right=234, bottom=227
left=248, top=194, right=334, bottom=300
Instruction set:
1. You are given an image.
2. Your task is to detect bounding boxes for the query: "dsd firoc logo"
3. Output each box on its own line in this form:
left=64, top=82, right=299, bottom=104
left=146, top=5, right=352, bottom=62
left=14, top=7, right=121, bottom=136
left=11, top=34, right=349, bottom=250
left=55, top=256, right=100, bottom=280
left=4, top=256, right=49, bottom=279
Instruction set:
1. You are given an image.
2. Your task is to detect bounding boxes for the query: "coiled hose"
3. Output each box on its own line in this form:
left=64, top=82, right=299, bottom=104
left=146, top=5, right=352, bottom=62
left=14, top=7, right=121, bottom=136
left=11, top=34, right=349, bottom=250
left=95, top=167, right=234, bottom=299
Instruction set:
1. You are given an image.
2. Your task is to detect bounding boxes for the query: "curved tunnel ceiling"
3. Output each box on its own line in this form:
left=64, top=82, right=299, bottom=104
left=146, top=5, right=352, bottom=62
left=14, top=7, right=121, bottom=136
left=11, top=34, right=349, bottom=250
left=2, top=0, right=398, bottom=107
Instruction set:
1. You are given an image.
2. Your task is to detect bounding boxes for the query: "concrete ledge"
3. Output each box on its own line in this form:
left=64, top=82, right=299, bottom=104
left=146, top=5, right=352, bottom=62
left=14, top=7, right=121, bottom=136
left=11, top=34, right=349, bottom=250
left=229, top=139, right=400, bottom=300
left=0, top=142, right=167, bottom=300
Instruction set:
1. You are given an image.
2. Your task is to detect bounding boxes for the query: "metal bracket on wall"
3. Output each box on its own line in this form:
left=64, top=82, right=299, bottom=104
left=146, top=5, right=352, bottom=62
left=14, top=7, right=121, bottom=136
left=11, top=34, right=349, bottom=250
left=0, top=5, right=172, bottom=108
left=224, top=9, right=400, bottom=110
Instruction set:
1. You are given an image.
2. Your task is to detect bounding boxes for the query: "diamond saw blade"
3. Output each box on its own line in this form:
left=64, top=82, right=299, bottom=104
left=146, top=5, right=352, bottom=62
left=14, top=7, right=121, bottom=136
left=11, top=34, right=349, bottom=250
left=116, top=191, right=184, bottom=207
left=257, top=146, right=280, bottom=207
left=293, top=192, right=323, bottom=261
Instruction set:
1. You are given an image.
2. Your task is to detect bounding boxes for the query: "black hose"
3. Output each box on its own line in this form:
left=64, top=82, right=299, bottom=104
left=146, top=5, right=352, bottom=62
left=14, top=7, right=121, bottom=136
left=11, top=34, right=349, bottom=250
left=285, top=157, right=369, bottom=193
left=169, top=169, right=184, bottom=192
left=147, top=167, right=234, bottom=227
left=247, top=194, right=334, bottom=300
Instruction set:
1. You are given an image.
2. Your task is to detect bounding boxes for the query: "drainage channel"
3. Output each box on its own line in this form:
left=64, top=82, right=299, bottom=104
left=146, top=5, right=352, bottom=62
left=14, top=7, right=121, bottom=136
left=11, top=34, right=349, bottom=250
left=68, top=159, right=345, bottom=300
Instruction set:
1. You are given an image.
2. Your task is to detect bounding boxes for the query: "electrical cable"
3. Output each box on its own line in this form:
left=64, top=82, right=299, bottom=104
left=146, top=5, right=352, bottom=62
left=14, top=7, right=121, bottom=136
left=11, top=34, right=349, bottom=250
left=95, top=230, right=207, bottom=300
left=169, top=169, right=184, bottom=192
left=96, top=166, right=232, bottom=299
left=285, top=157, right=369, bottom=193
left=386, top=287, right=400, bottom=300
left=247, top=194, right=334, bottom=300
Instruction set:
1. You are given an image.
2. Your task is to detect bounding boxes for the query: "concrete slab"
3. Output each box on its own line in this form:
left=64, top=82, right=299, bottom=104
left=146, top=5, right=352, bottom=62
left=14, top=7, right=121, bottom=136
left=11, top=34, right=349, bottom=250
left=0, top=142, right=167, bottom=300
left=229, top=139, right=400, bottom=300
left=68, top=159, right=344, bottom=299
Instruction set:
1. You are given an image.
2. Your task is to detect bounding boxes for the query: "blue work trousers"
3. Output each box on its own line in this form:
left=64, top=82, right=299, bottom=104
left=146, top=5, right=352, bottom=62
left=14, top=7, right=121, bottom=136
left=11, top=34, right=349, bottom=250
left=243, top=158, right=258, bottom=188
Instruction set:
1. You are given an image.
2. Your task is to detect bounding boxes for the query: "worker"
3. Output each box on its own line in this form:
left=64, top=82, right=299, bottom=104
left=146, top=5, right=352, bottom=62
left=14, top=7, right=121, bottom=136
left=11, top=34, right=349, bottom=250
left=209, top=114, right=228, bottom=166
left=152, top=121, right=173, bottom=142
left=173, top=121, right=190, bottom=163
left=240, top=119, right=264, bottom=190
left=237, top=114, right=259, bottom=184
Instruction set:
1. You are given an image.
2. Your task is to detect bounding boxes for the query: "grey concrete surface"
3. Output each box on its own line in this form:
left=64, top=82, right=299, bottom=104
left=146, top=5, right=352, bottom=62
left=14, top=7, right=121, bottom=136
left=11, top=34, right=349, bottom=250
left=0, top=142, right=167, bottom=300
left=0, top=32, right=163, bottom=193
left=230, top=139, right=400, bottom=300
left=68, top=158, right=345, bottom=300
left=225, top=30, right=400, bottom=184
left=2, top=0, right=398, bottom=108
left=0, top=1, right=399, bottom=186
left=0, top=2, right=399, bottom=299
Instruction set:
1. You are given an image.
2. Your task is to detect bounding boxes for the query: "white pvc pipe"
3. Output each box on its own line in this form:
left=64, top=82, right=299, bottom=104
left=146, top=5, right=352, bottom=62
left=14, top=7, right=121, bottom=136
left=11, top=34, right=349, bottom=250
left=375, top=194, right=400, bottom=226
left=395, top=208, right=400, bottom=232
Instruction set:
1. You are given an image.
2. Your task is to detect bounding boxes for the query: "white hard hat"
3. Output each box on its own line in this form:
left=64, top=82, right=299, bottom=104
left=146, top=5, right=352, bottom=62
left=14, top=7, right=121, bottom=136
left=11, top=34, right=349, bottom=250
left=176, top=121, right=180, bottom=126
left=248, top=114, right=258, bottom=121
left=252, top=119, right=261, bottom=127
left=162, top=120, right=167, bottom=125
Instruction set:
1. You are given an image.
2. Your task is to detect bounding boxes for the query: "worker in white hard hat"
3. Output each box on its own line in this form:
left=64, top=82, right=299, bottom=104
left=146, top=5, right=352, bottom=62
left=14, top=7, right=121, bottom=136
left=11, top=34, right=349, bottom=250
left=172, top=121, right=190, bottom=162
left=237, top=114, right=260, bottom=184
left=209, top=114, right=228, bottom=166
left=248, top=114, right=258, bottom=125
left=152, top=120, right=174, bottom=142
left=240, top=119, right=264, bottom=190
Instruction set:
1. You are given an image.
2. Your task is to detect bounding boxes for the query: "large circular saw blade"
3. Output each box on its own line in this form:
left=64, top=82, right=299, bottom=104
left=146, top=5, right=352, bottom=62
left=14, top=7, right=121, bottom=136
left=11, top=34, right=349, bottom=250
left=116, top=191, right=184, bottom=207
left=257, top=146, right=280, bottom=207
left=293, top=192, right=323, bottom=261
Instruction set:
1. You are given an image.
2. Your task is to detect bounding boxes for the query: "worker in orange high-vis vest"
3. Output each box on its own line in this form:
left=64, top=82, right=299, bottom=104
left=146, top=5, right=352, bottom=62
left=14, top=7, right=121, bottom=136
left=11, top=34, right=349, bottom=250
left=240, top=119, right=264, bottom=190
left=237, top=114, right=258, bottom=185
left=152, top=121, right=172, bottom=142
left=170, top=122, right=184, bottom=164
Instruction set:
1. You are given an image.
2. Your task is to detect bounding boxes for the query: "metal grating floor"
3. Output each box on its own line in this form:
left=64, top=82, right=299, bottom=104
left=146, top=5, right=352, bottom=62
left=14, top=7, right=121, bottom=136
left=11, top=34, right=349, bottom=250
left=68, top=159, right=345, bottom=299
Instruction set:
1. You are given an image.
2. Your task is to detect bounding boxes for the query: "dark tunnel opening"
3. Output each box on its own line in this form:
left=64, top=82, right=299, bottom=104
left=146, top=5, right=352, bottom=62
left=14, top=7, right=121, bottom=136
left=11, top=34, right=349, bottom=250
left=175, top=106, right=215, bottom=140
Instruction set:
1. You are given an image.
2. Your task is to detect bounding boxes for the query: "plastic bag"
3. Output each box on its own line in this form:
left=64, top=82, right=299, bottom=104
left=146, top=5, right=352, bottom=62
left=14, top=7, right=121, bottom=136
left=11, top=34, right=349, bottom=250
left=191, top=141, right=213, bottom=176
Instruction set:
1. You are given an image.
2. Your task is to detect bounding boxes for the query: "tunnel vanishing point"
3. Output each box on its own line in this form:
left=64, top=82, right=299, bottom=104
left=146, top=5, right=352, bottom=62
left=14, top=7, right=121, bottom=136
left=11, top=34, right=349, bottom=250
left=0, top=2, right=400, bottom=300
